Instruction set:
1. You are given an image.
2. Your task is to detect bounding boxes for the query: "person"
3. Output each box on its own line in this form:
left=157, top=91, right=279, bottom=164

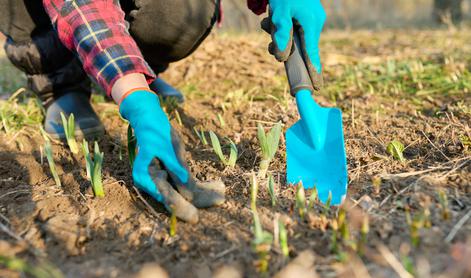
left=0, top=0, right=325, bottom=222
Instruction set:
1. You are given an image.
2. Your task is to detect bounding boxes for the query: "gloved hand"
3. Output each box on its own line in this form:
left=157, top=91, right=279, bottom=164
left=120, top=89, right=225, bottom=222
left=119, top=90, right=189, bottom=203
left=262, top=0, right=326, bottom=90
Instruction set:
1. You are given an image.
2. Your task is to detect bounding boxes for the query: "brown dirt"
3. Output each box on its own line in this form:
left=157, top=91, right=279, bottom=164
left=1, top=31, right=470, bottom=278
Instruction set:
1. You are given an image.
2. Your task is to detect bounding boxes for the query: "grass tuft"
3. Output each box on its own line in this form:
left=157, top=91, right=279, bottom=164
left=44, top=140, right=61, bottom=187
left=82, top=140, right=105, bottom=198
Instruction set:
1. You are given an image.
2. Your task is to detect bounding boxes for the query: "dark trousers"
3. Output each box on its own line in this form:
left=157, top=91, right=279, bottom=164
left=0, top=0, right=219, bottom=105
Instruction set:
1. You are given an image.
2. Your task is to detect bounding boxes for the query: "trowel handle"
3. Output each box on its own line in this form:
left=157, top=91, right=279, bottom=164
left=284, top=29, right=315, bottom=96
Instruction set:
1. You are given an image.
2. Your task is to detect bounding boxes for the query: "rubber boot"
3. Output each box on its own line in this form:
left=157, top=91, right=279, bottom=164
left=44, top=92, right=104, bottom=140
left=150, top=78, right=185, bottom=103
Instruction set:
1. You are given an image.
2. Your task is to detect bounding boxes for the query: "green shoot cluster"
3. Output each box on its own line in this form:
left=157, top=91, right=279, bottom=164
left=257, top=122, right=282, bottom=178
left=82, top=140, right=105, bottom=198
left=60, top=112, right=78, bottom=154
left=209, top=131, right=237, bottom=168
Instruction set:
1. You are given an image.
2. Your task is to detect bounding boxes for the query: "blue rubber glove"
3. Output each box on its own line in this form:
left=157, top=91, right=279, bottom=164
left=119, top=90, right=189, bottom=203
left=263, top=0, right=326, bottom=89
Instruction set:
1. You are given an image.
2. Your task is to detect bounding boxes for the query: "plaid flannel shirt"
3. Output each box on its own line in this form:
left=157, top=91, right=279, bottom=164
left=42, top=0, right=268, bottom=95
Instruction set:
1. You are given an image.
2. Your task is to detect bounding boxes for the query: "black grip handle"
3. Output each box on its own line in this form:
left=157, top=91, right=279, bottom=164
left=284, top=30, right=314, bottom=96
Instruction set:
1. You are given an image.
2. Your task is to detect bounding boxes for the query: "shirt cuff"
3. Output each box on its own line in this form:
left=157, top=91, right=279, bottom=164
left=104, top=56, right=156, bottom=96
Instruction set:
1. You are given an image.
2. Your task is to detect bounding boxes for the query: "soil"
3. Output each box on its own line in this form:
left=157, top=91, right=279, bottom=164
left=1, top=31, right=470, bottom=278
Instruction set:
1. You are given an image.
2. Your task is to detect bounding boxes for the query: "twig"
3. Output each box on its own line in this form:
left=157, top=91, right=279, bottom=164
left=380, top=156, right=470, bottom=180
left=445, top=209, right=471, bottom=243
left=0, top=212, right=10, bottom=225
left=0, top=190, right=31, bottom=200
left=377, top=244, right=414, bottom=278
left=379, top=194, right=392, bottom=207
left=365, top=125, right=385, bottom=146
left=0, top=222, right=24, bottom=242
left=440, top=158, right=470, bottom=179
left=132, top=186, right=162, bottom=219
left=212, top=245, right=238, bottom=260
left=248, top=119, right=285, bottom=126
left=381, top=168, right=441, bottom=180
left=421, top=130, right=450, bottom=161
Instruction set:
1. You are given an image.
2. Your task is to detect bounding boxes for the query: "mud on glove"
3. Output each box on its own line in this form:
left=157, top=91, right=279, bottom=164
left=119, top=89, right=189, bottom=203
left=262, top=0, right=326, bottom=90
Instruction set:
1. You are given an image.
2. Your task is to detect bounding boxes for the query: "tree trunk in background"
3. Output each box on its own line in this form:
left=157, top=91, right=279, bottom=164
left=433, top=0, right=463, bottom=24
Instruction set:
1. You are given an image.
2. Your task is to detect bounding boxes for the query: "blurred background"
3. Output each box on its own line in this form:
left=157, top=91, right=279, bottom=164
left=222, top=0, right=471, bottom=30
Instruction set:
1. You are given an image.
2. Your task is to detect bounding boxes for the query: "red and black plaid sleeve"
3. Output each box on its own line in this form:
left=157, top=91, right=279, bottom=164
left=247, top=0, right=268, bottom=15
left=42, top=0, right=156, bottom=95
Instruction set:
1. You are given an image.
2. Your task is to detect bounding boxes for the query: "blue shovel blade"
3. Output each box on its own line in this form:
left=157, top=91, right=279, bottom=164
left=286, top=90, right=348, bottom=205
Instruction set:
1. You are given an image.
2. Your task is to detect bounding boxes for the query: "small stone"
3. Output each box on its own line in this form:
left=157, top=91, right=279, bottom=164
left=135, top=264, right=169, bottom=278
left=359, top=195, right=377, bottom=211
left=274, top=250, right=319, bottom=278
left=213, top=265, right=242, bottom=278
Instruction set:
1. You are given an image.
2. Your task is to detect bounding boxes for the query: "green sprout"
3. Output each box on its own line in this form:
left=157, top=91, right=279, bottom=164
left=329, top=219, right=348, bottom=262
left=308, top=187, right=318, bottom=210
left=295, top=183, right=306, bottom=219
left=44, top=140, right=61, bottom=187
left=386, top=140, right=405, bottom=162
left=405, top=206, right=424, bottom=248
left=174, top=110, right=183, bottom=126
left=459, top=134, right=470, bottom=153
left=323, top=191, right=333, bottom=215
left=372, top=176, right=382, bottom=195
left=169, top=205, right=177, bottom=237
left=423, top=203, right=432, bottom=229
left=251, top=173, right=258, bottom=211
left=438, top=189, right=450, bottom=220
left=337, top=207, right=350, bottom=242
left=127, top=124, right=137, bottom=167
left=209, top=131, right=238, bottom=168
left=159, top=95, right=179, bottom=114
left=60, top=112, right=78, bottom=154
left=358, top=214, right=369, bottom=256
left=257, top=122, right=282, bottom=178
left=267, top=174, right=277, bottom=207
left=0, top=255, right=63, bottom=278
left=217, top=113, right=225, bottom=128
left=278, top=219, right=289, bottom=257
left=330, top=219, right=339, bottom=253
left=251, top=210, right=273, bottom=273
left=250, top=173, right=272, bottom=273
left=83, top=140, right=105, bottom=198
left=193, top=127, right=208, bottom=145
left=401, top=255, right=416, bottom=276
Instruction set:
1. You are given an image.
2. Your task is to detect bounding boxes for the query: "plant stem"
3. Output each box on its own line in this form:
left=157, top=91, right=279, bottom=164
left=258, top=159, right=270, bottom=178
left=45, top=141, right=61, bottom=187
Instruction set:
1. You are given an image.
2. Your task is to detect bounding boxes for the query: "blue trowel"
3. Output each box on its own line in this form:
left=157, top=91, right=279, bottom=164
left=285, top=30, right=348, bottom=205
